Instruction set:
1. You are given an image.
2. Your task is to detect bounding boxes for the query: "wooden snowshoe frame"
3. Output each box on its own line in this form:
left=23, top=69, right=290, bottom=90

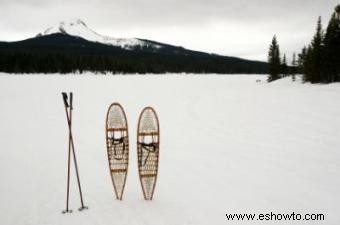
left=137, top=107, right=160, bottom=200
left=105, top=103, right=129, bottom=200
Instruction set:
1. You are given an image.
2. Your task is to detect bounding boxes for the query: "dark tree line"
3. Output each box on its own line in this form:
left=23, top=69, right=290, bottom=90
left=0, top=33, right=269, bottom=74
left=0, top=52, right=268, bottom=74
left=299, top=7, right=340, bottom=83
left=268, top=5, right=340, bottom=83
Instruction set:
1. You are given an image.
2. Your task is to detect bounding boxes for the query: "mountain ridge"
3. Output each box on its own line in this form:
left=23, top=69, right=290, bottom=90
left=0, top=19, right=268, bottom=74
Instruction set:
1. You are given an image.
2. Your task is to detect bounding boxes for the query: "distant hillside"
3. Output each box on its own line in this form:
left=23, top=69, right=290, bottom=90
left=0, top=20, right=268, bottom=74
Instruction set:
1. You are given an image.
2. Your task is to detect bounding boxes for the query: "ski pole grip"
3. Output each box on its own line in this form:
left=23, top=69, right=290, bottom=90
left=69, top=92, right=73, bottom=110
left=62, top=92, right=69, bottom=108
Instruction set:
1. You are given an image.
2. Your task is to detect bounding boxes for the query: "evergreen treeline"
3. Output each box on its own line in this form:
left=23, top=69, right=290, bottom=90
left=300, top=9, right=340, bottom=83
left=0, top=33, right=268, bottom=74
left=268, top=5, right=340, bottom=83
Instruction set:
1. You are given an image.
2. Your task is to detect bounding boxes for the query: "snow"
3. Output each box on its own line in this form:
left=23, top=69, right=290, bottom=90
left=40, top=19, right=162, bottom=50
left=0, top=74, right=339, bottom=225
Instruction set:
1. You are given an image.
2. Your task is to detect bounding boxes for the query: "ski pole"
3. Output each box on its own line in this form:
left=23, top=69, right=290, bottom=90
left=61, top=92, right=88, bottom=213
left=68, top=93, right=88, bottom=211
left=62, top=92, right=72, bottom=213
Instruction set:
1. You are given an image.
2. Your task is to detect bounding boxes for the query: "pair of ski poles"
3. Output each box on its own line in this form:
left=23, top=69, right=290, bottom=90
left=62, top=92, right=88, bottom=213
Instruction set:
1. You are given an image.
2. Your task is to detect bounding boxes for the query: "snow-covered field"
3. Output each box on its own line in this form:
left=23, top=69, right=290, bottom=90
left=0, top=74, right=339, bottom=225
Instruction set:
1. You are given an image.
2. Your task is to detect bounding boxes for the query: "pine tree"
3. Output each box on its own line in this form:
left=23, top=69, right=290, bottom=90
left=310, top=17, right=324, bottom=83
left=268, top=35, right=281, bottom=82
left=281, top=54, right=288, bottom=77
left=323, top=10, right=340, bottom=82
left=304, top=46, right=313, bottom=82
left=291, top=52, right=297, bottom=81
left=298, top=46, right=307, bottom=74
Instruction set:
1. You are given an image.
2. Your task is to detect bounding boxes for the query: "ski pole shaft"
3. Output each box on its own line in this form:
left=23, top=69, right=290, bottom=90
left=66, top=123, right=72, bottom=211
left=62, top=94, right=72, bottom=213
left=68, top=103, right=85, bottom=208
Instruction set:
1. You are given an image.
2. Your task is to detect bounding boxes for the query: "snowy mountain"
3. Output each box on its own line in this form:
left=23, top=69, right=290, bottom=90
left=38, top=19, right=163, bottom=50
left=0, top=20, right=269, bottom=74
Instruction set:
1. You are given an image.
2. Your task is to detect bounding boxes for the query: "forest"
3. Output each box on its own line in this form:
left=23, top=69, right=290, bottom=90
left=0, top=34, right=268, bottom=74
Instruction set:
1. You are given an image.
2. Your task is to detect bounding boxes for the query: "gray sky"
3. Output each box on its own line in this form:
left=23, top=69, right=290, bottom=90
left=0, top=0, right=338, bottom=61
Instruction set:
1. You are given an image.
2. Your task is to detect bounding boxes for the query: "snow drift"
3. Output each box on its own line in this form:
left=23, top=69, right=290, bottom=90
left=0, top=74, right=339, bottom=225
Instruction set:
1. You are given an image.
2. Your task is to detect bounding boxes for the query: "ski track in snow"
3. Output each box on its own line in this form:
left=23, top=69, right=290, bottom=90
left=0, top=74, right=339, bottom=225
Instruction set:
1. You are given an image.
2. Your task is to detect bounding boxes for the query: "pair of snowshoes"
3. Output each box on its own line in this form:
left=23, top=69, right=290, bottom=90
left=105, top=103, right=160, bottom=200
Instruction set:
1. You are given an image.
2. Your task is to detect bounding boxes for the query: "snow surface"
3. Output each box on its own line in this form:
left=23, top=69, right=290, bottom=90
left=40, top=19, right=162, bottom=50
left=0, top=74, right=339, bottom=225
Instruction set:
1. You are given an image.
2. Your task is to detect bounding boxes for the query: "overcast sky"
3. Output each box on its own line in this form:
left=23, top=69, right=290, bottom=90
left=0, top=0, right=339, bottom=61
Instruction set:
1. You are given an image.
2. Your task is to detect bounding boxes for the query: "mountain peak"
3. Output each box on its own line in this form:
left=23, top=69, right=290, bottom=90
left=42, top=19, right=92, bottom=36
left=57, top=19, right=87, bottom=29
left=38, top=19, right=162, bottom=50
